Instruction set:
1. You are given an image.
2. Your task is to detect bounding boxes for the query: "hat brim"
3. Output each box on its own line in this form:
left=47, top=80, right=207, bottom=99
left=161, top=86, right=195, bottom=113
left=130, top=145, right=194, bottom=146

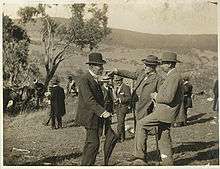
left=141, top=59, right=160, bottom=65
left=161, top=60, right=182, bottom=63
left=86, top=60, right=106, bottom=65
left=114, top=78, right=123, bottom=81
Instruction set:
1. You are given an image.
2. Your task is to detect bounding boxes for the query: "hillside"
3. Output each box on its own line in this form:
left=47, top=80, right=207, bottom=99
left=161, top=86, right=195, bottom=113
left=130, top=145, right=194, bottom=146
left=14, top=17, right=218, bottom=52
left=104, top=29, right=217, bottom=52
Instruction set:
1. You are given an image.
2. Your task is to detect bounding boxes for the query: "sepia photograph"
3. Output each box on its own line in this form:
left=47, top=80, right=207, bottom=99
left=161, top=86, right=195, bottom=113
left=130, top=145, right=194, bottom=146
left=1, top=0, right=219, bottom=167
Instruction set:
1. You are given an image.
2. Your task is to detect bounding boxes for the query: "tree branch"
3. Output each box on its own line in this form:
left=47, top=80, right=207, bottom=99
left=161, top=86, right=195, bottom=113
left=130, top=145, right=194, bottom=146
left=52, top=43, right=69, bottom=65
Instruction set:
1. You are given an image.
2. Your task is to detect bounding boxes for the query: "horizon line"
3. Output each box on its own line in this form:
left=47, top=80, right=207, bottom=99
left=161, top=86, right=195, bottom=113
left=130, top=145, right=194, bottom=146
left=10, top=16, right=218, bottom=36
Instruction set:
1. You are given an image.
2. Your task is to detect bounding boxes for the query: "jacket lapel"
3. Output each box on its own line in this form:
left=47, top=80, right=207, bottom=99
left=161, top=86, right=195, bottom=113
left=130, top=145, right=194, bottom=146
left=87, top=72, right=104, bottom=99
left=117, top=83, right=124, bottom=94
left=141, top=73, right=157, bottom=88
left=133, top=73, right=146, bottom=92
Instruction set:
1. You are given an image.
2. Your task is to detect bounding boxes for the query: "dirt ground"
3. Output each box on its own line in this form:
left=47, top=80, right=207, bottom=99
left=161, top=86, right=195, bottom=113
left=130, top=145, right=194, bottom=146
left=3, top=94, right=219, bottom=166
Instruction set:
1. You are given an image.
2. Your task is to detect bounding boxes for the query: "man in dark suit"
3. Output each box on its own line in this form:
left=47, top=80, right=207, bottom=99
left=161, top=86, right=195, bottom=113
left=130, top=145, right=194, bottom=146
left=34, top=79, right=45, bottom=109
left=75, top=53, right=112, bottom=166
left=133, top=52, right=183, bottom=165
left=50, top=76, right=66, bottom=129
left=113, top=76, right=131, bottom=142
left=213, top=79, right=218, bottom=112
left=174, top=76, right=193, bottom=127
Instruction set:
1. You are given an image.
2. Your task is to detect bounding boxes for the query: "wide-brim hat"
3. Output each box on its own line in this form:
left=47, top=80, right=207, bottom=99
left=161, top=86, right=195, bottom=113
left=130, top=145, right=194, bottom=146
left=86, top=52, right=106, bottom=65
left=161, top=52, right=181, bottom=63
left=114, top=76, right=123, bottom=81
left=141, top=55, right=160, bottom=66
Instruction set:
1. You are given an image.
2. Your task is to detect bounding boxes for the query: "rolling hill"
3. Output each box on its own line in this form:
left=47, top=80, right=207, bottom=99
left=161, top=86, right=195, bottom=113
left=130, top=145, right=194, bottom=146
left=14, top=17, right=218, bottom=52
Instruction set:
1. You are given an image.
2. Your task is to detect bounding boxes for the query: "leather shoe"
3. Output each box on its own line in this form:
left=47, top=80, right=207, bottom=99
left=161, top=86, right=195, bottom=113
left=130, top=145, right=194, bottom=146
left=132, top=159, right=148, bottom=166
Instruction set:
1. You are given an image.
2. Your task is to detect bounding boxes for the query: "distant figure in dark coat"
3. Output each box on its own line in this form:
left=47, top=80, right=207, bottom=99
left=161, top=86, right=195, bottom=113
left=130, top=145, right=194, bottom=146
left=50, top=76, right=66, bottom=129
left=174, top=76, right=193, bottom=127
left=213, top=79, right=218, bottom=112
left=3, top=86, right=12, bottom=112
left=34, top=79, right=45, bottom=109
left=66, top=75, right=78, bottom=97
left=113, top=76, right=131, bottom=142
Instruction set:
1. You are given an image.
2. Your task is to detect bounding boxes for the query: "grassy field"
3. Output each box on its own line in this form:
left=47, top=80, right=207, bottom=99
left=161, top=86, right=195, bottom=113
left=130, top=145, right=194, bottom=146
left=3, top=92, right=219, bottom=166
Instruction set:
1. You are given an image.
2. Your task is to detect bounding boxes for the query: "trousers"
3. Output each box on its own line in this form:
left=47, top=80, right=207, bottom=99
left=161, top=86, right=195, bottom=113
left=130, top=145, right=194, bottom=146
left=81, top=123, right=117, bottom=166
left=51, top=115, right=62, bottom=129
left=81, top=128, right=101, bottom=166
left=115, top=105, right=129, bottom=141
left=134, top=112, right=174, bottom=165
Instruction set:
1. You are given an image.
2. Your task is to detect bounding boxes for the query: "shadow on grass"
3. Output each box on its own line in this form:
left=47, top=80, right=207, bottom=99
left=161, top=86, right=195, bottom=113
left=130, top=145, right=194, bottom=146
left=187, top=113, right=206, bottom=121
left=173, top=141, right=218, bottom=154
left=187, top=117, right=215, bottom=126
left=175, top=148, right=219, bottom=165
left=145, top=141, right=219, bottom=165
left=19, top=151, right=82, bottom=166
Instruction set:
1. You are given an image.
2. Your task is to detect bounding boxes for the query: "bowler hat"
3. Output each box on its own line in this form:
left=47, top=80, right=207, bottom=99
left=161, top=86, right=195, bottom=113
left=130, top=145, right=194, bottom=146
left=86, top=53, right=106, bottom=65
left=52, top=76, right=60, bottom=85
left=141, top=55, right=160, bottom=66
left=114, top=76, right=123, bottom=81
left=161, top=52, right=181, bottom=63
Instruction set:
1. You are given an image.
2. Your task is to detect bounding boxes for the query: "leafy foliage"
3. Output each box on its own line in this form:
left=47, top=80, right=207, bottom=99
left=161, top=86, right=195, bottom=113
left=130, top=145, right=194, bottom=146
left=3, top=15, right=40, bottom=87
left=17, top=3, right=111, bottom=90
left=58, top=3, right=111, bottom=50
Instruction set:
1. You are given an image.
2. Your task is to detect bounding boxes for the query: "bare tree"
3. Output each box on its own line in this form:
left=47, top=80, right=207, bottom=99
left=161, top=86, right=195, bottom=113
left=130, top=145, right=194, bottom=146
left=18, top=3, right=111, bottom=90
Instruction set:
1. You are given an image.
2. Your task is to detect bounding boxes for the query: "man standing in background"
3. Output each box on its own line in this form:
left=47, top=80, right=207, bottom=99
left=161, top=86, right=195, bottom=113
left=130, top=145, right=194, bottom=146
left=113, top=76, right=131, bottom=142
left=174, top=76, right=193, bottom=127
left=50, top=76, right=66, bottom=129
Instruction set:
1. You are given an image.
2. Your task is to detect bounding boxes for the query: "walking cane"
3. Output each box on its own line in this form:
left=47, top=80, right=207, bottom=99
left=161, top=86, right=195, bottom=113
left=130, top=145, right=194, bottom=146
left=131, top=80, right=137, bottom=132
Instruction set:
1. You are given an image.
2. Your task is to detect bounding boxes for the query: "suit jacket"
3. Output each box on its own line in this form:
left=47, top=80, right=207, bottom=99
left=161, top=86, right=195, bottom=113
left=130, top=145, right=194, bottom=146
left=175, top=81, right=193, bottom=123
left=213, top=79, right=218, bottom=111
left=183, top=82, right=193, bottom=108
left=50, top=85, right=66, bottom=117
left=102, top=85, right=114, bottom=113
left=117, top=69, right=163, bottom=120
left=75, top=72, right=105, bottom=129
left=155, top=68, right=183, bottom=123
left=114, top=83, right=131, bottom=115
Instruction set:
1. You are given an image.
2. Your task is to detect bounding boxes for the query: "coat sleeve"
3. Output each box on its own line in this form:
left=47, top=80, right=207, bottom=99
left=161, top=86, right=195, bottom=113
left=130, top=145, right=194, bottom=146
left=116, top=69, right=138, bottom=80
left=61, top=88, right=65, bottom=100
left=79, top=77, right=105, bottom=117
left=156, top=76, right=165, bottom=92
left=119, top=85, right=131, bottom=104
left=156, top=74, right=180, bottom=104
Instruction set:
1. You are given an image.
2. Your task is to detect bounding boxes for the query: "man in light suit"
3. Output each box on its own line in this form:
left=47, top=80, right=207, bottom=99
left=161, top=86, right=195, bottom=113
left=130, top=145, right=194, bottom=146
left=114, top=76, right=131, bottom=142
left=112, top=55, right=163, bottom=127
left=75, top=53, right=113, bottom=166
left=133, top=52, right=183, bottom=165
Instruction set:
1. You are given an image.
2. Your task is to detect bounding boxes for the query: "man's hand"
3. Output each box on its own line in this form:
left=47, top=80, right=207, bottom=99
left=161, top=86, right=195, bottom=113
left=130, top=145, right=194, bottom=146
left=101, top=111, right=111, bottom=118
left=151, top=92, right=157, bottom=100
left=107, top=68, right=118, bottom=77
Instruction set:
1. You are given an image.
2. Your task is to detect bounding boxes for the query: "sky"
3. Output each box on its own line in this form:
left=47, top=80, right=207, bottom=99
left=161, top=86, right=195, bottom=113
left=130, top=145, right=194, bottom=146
left=2, top=0, right=218, bottom=34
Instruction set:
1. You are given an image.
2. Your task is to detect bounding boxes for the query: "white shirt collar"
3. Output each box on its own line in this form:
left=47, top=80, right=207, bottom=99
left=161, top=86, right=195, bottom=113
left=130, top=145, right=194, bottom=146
left=88, top=69, right=99, bottom=82
left=183, top=81, right=189, bottom=85
left=167, top=68, right=175, bottom=76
